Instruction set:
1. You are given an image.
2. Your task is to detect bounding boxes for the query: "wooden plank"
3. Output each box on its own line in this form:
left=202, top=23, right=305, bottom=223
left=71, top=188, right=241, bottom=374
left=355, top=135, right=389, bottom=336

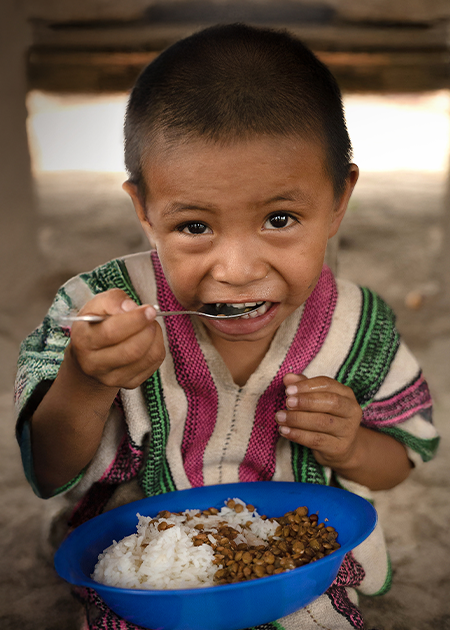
left=318, top=51, right=450, bottom=67
left=27, top=47, right=450, bottom=93
left=28, top=50, right=159, bottom=67
left=30, top=20, right=450, bottom=52
left=29, top=48, right=449, bottom=69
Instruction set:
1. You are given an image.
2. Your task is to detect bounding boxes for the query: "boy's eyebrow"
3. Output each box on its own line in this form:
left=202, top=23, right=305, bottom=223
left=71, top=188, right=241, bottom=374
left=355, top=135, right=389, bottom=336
left=264, top=189, right=313, bottom=205
left=161, top=190, right=313, bottom=217
left=161, top=202, right=217, bottom=217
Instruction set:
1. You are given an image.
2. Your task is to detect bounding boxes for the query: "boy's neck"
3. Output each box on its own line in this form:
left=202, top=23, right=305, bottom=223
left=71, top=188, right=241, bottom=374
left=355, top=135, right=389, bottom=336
left=210, top=336, right=273, bottom=387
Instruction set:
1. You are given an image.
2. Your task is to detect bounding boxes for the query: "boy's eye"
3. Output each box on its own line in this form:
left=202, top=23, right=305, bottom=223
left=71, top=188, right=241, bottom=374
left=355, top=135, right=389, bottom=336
left=178, top=222, right=212, bottom=235
left=264, top=213, right=297, bottom=230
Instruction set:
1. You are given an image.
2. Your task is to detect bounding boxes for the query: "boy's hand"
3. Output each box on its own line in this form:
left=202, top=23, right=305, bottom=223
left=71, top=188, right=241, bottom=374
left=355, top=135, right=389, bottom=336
left=66, top=289, right=165, bottom=390
left=275, top=373, right=363, bottom=472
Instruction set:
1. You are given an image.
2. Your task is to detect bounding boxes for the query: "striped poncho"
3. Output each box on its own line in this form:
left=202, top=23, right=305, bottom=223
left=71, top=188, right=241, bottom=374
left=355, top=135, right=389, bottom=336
left=15, top=250, right=438, bottom=630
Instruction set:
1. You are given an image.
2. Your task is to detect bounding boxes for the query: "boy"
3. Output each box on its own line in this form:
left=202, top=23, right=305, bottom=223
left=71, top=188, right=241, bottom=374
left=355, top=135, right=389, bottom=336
left=15, top=23, right=438, bottom=629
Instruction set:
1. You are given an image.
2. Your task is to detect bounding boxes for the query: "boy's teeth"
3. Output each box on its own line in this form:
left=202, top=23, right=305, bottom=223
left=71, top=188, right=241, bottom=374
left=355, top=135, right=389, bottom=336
left=208, top=301, right=271, bottom=317
left=219, top=302, right=259, bottom=309
left=239, top=302, right=270, bottom=318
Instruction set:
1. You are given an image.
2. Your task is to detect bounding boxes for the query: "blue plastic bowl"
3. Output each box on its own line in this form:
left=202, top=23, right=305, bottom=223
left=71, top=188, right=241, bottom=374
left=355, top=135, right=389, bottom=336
left=55, top=481, right=376, bottom=630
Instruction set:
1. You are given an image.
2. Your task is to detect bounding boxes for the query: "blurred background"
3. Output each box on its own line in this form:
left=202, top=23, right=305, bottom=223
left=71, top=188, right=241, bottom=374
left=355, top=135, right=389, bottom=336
left=1, top=1, right=450, bottom=629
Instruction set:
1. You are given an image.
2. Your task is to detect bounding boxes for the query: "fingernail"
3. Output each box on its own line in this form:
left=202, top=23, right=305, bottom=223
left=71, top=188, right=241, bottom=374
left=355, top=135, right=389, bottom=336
left=276, top=411, right=287, bottom=423
left=286, top=396, right=297, bottom=408
left=279, top=426, right=290, bottom=436
left=286, top=385, right=298, bottom=396
left=144, top=306, right=156, bottom=320
left=122, top=299, right=138, bottom=312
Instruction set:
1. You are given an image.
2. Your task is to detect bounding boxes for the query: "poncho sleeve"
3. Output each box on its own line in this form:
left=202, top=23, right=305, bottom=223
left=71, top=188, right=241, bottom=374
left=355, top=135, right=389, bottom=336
left=14, top=275, right=98, bottom=497
left=334, top=285, right=438, bottom=468
left=14, top=258, right=142, bottom=498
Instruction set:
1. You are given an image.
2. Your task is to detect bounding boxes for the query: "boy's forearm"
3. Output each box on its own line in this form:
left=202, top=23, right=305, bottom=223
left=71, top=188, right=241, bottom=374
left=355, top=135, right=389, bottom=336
left=30, top=345, right=119, bottom=497
left=330, top=426, right=412, bottom=491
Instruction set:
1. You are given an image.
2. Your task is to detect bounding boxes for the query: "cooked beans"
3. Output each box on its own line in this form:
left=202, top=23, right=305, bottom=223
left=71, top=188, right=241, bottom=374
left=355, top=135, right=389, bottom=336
left=191, top=500, right=340, bottom=585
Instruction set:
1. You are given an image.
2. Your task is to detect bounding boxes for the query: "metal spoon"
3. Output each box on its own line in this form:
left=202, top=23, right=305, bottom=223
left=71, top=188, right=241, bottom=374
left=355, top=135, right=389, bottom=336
left=57, top=303, right=262, bottom=324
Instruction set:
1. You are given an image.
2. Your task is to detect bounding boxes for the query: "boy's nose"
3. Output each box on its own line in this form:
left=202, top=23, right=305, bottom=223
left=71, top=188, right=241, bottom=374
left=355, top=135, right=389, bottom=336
left=211, top=240, right=269, bottom=286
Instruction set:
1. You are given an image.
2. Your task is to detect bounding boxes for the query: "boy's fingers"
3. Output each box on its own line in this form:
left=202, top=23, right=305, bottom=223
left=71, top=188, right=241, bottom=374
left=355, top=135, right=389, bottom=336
left=77, top=289, right=132, bottom=317
left=89, top=322, right=164, bottom=370
left=276, top=408, right=347, bottom=437
left=91, top=355, right=161, bottom=389
left=277, top=425, right=351, bottom=465
left=285, top=390, right=356, bottom=419
left=283, top=373, right=307, bottom=388
left=74, top=303, right=157, bottom=349
left=76, top=288, right=156, bottom=322
left=75, top=322, right=165, bottom=387
left=278, top=423, right=336, bottom=452
left=94, top=306, right=156, bottom=346
left=100, top=344, right=165, bottom=389
left=285, top=375, right=356, bottom=403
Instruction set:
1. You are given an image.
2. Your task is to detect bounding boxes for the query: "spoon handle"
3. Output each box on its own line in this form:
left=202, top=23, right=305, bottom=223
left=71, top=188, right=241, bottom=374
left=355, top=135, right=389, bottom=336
left=58, top=314, right=108, bottom=323
left=57, top=310, right=214, bottom=324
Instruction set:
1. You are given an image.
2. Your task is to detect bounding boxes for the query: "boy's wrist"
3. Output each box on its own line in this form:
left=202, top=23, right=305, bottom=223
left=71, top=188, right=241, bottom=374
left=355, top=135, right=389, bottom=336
left=29, top=343, right=120, bottom=495
left=325, top=426, right=368, bottom=480
left=325, top=426, right=412, bottom=490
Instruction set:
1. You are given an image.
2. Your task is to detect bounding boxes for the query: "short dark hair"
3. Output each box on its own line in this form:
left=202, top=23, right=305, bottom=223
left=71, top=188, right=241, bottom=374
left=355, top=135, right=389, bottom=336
left=124, top=23, right=352, bottom=197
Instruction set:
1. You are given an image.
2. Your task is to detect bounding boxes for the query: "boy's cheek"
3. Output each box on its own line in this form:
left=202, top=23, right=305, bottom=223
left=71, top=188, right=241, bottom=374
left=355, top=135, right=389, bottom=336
left=140, top=221, right=157, bottom=248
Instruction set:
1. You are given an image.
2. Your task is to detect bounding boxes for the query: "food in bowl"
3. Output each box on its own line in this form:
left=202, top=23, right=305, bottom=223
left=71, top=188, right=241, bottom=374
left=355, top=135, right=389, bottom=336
left=55, top=482, right=377, bottom=630
left=92, top=497, right=340, bottom=590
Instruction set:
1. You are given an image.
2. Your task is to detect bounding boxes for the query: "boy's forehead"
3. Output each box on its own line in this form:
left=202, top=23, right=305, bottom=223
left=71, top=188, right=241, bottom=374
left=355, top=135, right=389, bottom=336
left=142, top=132, right=329, bottom=183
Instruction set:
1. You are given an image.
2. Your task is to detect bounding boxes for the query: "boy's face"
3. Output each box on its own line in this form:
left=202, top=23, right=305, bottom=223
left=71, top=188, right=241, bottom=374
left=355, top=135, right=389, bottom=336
left=125, top=135, right=358, bottom=349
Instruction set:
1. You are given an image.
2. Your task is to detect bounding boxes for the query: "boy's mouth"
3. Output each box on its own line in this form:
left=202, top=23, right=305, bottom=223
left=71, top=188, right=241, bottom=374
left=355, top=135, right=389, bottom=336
left=201, top=301, right=272, bottom=318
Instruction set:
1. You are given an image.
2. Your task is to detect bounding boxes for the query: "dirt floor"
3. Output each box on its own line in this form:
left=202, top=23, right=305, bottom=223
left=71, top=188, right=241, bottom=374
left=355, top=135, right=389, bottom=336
left=0, top=169, right=449, bottom=629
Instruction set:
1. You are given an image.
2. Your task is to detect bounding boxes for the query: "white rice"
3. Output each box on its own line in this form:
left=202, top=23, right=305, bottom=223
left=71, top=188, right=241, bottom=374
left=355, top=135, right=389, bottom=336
left=92, top=497, right=278, bottom=590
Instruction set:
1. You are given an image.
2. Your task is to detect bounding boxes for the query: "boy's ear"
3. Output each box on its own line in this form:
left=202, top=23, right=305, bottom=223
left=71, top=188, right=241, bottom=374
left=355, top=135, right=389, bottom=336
left=122, top=180, right=156, bottom=248
left=328, top=164, right=359, bottom=238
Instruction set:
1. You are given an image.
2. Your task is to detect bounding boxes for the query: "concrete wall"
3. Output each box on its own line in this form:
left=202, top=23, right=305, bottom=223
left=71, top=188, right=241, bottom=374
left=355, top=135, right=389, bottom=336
left=0, top=0, right=41, bottom=346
